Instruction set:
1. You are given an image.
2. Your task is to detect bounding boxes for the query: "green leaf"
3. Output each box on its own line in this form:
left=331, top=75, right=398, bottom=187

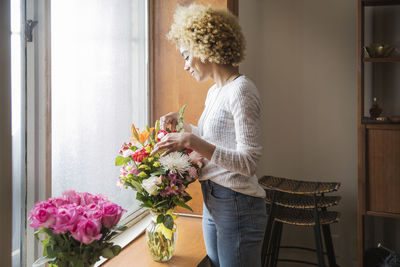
left=150, top=169, right=166, bottom=176
left=115, top=156, right=131, bottom=166
left=155, top=120, right=160, bottom=134
left=111, top=245, right=122, bottom=256
left=104, top=232, right=117, bottom=241
left=139, top=202, right=152, bottom=208
left=156, top=214, right=164, bottom=224
left=136, top=192, right=146, bottom=201
left=71, top=258, right=84, bottom=267
left=114, top=225, right=128, bottom=232
left=173, top=199, right=193, bottom=212
left=34, top=229, right=45, bottom=235
left=46, top=246, right=56, bottom=258
left=179, top=104, right=187, bottom=117
left=176, top=104, right=187, bottom=132
left=82, top=248, right=91, bottom=260
left=130, top=180, right=144, bottom=193
left=154, top=199, right=168, bottom=208
left=101, top=247, right=115, bottom=259
left=32, top=256, right=56, bottom=267
left=163, top=214, right=174, bottom=230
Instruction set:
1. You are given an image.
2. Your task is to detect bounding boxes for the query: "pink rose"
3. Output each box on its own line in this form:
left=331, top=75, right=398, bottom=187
left=92, top=194, right=108, bottom=204
left=79, top=192, right=95, bottom=205
left=62, top=190, right=82, bottom=205
left=71, top=218, right=102, bottom=245
left=48, top=197, right=68, bottom=207
left=29, top=202, right=57, bottom=229
left=101, top=202, right=125, bottom=228
left=84, top=203, right=103, bottom=221
left=52, top=205, right=80, bottom=234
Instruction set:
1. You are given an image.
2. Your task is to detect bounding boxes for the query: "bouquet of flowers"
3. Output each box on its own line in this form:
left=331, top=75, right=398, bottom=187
left=115, top=105, right=200, bottom=261
left=29, top=190, right=126, bottom=267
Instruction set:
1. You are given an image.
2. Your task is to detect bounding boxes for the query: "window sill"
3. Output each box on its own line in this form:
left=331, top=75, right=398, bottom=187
left=101, top=215, right=207, bottom=267
left=95, top=213, right=152, bottom=266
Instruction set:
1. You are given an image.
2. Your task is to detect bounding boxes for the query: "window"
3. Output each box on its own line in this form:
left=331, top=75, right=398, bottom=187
left=11, top=0, right=25, bottom=266
left=50, top=0, right=149, bottom=220
left=22, top=1, right=149, bottom=265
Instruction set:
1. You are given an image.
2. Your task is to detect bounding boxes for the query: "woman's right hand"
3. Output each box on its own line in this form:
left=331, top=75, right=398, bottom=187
left=160, top=112, right=179, bottom=131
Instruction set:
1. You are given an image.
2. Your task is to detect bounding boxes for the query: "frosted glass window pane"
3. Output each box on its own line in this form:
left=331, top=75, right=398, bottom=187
left=51, top=0, right=147, bottom=218
left=11, top=0, right=25, bottom=266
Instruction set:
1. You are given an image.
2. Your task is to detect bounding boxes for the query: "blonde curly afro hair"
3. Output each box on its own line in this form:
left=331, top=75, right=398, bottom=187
left=167, top=4, right=246, bottom=66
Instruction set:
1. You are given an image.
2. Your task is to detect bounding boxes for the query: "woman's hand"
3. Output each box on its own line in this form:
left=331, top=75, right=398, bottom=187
left=189, top=151, right=204, bottom=168
left=151, top=132, right=191, bottom=156
left=160, top=112, right=179, bottom=131
left=152, top=131, right=216, bottom=161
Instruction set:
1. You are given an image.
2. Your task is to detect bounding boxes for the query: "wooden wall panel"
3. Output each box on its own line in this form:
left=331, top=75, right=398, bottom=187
left=152, top=0, right=238, bottom=215
left=367, top=128, right=400, bottom=213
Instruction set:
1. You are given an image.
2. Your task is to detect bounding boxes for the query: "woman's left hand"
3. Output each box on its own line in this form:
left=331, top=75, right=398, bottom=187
left=151, top=132, right=190, bottom=156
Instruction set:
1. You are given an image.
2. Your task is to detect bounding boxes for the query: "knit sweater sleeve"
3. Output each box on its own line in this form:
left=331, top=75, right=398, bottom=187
left=210, top=83, right=262, bottom=177
left=190, top=124, right=200, bottom=136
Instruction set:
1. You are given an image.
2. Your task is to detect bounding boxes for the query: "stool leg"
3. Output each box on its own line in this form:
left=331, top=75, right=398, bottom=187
left=322, top=223, right=337, bottom=267
left=313, top=195, right=326, bottom=267
left=265, top=220, right=279, bottom=267
left=262, top=191, right=277, bottom=266
left=271, top=222, right=283, bottom=267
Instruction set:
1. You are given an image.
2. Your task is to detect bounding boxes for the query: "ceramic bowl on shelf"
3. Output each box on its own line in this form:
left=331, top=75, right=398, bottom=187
left=376, top=116, right=388, bottom=122
left=364, top=43, right=395, bottom=58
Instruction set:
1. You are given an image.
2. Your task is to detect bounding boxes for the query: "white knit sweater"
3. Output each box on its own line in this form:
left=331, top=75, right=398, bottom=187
left=191, top=75, right=266, bottom=198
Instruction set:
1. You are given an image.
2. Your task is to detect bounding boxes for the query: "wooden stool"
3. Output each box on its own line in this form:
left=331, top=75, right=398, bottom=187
left=259, top=175, right=341, bottom=267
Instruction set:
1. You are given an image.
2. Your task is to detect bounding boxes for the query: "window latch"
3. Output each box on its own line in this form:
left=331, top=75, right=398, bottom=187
left=25, top=20, right=38, bottom=42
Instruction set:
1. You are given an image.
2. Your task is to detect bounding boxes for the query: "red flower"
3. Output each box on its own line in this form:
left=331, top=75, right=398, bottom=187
left=156, top=130, right=169, bottom=142
left=131, top=148, right=149, bottom=162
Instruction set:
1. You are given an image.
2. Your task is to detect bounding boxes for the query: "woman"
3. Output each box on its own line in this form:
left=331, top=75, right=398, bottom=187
left=151, top=4, right=266, bottom=267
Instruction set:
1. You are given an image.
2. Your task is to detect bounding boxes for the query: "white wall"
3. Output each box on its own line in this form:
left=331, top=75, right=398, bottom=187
left=0, top=0, right=13, bottom=266
left=239, top=0, right=358, bottom=266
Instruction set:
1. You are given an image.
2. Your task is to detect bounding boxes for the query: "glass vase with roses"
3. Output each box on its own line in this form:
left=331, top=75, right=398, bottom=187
left=29, top=190, right=126, bottom=267
left=115, top=105, right=200, bottom=262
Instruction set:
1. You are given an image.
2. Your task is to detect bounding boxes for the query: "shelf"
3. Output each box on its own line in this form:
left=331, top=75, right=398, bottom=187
left=362, top=117, right=400, bottom=125
left=366, top=210, right=400, bottom=219
left=363, top=57, right=400, bottom=62
left=365, top=124, right=400, bottom=130
left=363, top=0, right=400, bottom=6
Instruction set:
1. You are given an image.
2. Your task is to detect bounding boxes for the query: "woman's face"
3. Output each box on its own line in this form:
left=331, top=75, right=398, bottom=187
left=180, top=47, right=212, bottom=82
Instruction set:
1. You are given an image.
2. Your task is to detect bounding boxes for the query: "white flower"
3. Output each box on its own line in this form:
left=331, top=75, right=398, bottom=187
left=157, top=132, right=166, bottom=139
left=142, top=176, right=159, bottom=196
left=159, top=152, right=191, bottom=173
left=122, top=149, right=134, bottom=158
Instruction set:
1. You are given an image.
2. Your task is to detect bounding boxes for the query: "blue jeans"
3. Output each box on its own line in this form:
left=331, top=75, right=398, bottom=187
left=201, top=180, right=267, bottom=267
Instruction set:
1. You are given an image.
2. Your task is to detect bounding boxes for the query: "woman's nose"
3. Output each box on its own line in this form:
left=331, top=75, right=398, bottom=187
left=184, top=63, right=189, bottom=71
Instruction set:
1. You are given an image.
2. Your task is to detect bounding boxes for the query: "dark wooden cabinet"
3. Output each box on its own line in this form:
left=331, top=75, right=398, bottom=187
left=357, top=1, right=400, bottom=266
left=366, top=125, right=400, bottom=214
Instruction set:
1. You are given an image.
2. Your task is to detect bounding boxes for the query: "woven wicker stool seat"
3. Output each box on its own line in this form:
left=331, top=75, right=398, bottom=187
left=266, top=205, right=340, bottom=226
left=265, top=189, right=341, bottom=209
left=260, top=175, right=341, bottom=267
left=260, top=175, right=340, bottom=195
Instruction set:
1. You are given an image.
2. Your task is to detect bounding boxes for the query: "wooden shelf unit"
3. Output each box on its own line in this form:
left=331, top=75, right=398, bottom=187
left=362, top=0, right=400, bottom=6
left=363, top=57, right=400, bottom=62
left=358, top=1, right=400, bottom=266
left=366, top=210, right=400, bottom=219
left=362, top=118, right=400, bottom=125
